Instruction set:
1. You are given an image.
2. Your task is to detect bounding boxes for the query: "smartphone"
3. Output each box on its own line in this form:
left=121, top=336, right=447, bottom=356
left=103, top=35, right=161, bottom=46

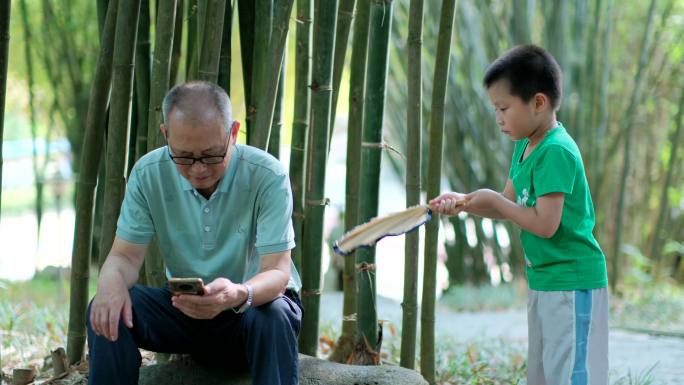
left=168, top=277, right=205, bottom=295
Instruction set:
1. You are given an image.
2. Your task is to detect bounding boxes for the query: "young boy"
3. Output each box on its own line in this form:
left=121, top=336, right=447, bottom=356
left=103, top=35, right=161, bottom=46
left=430, top=45, right=608, bottom=385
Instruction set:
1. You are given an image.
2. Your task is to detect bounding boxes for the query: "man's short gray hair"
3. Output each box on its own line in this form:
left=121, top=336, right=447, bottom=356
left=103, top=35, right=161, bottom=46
left=162, top=81, right=233, bottom=131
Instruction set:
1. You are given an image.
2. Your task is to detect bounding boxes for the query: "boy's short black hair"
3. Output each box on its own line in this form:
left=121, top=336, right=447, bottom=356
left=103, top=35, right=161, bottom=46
left=483, top=44, right=562, bottom=110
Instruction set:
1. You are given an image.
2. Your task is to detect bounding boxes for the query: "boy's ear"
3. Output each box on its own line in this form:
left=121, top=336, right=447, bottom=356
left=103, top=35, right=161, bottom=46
left=533, top=92, right=550, bottom=112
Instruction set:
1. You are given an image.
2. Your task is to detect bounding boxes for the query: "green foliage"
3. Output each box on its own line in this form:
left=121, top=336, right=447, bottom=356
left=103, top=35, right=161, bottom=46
left=0, top=273, right=97, bottom=371
left=611, top=279, right=684, bottom=331
left=439, top=283, right=527, bottom=313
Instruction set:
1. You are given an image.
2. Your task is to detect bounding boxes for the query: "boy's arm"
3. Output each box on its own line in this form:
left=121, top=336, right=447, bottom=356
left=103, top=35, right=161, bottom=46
left=462, top=179, right=516, bottom=219
left=488, top=191, right=564, bottom=238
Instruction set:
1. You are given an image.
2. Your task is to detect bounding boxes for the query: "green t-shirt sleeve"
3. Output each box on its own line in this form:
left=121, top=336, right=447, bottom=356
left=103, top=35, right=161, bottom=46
left=254, top=172, right=296, bottom=256
left=533, top=145, right=577, bottom=196
left=116, top=167, right=155, bottom=244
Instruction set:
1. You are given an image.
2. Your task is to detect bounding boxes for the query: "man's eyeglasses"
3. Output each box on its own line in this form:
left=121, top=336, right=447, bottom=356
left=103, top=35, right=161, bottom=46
left=168, top=146, right=228, bottom=165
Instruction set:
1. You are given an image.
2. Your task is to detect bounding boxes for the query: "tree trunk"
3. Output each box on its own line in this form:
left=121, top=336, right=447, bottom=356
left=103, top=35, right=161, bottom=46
left=289, top=0, right=313, bottom=273
left=400, top=0, right=423, bottom=370
left=421, top=0, right=456, bottom=381
left=610, top=0, right=657, bottom=292
left=0, top=0, right=9, bottom=217
left=185, top=0, right=199, bottom=80
left=352, top=0, right=393, bottom=366
left=67, top=0, right=119, bottom=364
left=98, top=0, right=141, bottom=268
left=329, top=0, right=370, bottom=363
left=198, top=0, right=226, bottom=83
left=299, top=0, right=339, bottom=357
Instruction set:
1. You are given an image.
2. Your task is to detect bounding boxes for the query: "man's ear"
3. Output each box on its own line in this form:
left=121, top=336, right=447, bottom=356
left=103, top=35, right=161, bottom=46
left=160, top=124, right=168, bottom=139
left=230, top=121, right=240, bottom=141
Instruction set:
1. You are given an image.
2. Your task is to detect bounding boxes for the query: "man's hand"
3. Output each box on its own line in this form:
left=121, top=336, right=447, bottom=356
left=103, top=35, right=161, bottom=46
left=429, top=192, right=468, bottom=216
left=90, top=275, right=134, bottom=342
left=171, top=277, right=247, bottom=319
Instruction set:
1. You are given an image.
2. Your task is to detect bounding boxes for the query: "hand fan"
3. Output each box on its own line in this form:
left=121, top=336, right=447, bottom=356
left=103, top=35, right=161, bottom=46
left=333, top=205, right=433, bottom=256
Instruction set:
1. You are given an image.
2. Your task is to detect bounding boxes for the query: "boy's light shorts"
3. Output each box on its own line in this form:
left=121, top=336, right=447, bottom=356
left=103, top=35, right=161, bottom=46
left=527, top=287, right=609, bottom=385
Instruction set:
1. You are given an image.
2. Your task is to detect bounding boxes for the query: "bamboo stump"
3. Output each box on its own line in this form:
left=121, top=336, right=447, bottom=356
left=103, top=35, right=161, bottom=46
left=139, top=354, right=428, bottom=385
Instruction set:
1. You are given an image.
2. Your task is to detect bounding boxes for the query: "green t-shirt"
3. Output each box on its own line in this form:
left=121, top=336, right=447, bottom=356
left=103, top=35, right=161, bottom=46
left=508, top=122, right=607, bottom=291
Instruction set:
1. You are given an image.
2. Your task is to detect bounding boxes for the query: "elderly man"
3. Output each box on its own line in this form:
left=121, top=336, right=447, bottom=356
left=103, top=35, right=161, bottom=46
left=87, top=81, right=302, bottom=385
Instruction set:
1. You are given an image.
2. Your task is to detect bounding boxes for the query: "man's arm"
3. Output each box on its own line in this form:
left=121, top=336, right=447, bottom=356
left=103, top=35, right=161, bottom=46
left=90, top=237, right=148, bottom=341
left=243, top=250, right=292, bottom=306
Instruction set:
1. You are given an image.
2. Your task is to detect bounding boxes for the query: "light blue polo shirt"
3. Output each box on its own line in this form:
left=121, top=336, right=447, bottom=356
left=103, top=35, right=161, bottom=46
left=116, top=144, right=301, bottom=291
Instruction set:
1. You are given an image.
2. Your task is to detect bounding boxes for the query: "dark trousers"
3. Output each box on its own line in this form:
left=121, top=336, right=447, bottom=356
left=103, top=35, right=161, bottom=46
left=86, top=285, right=302, bottom=385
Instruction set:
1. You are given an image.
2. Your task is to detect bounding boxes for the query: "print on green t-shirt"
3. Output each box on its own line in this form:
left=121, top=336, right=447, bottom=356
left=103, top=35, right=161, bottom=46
left=508, top=122, right=608, bottom=291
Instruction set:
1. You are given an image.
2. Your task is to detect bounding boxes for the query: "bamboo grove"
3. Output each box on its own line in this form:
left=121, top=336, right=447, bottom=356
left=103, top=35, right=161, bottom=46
left=2, top=0, right=684, bottom=383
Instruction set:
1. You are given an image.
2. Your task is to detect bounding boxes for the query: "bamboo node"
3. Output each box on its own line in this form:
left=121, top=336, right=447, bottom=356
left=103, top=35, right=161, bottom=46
left=301, top=289, right=322, bottom=297
left=305, top=198, right=330, bottom=206
left=355, top=262, right=376, bottom=272
left=361, top=141, right=406, bottom=160
left=342, top=313, right=357, bottom=321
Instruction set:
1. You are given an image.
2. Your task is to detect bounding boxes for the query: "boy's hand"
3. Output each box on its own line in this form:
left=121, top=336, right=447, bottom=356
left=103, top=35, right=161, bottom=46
left=429, top=192, right=468, bottom=216
left=464, top=189, right=499, bottom=210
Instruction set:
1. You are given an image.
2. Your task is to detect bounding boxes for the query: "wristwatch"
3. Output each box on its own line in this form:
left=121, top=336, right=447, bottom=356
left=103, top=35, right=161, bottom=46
left=234, top=283, right=254, bottom=314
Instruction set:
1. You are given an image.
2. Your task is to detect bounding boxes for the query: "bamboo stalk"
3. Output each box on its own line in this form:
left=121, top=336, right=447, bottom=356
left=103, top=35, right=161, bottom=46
left=353, top=0, right=393, bottom=366
left=144, top=0, right=178, bottom=288
left=611, top=0, right=657, bottom=292
left=217, top=2, right=233, bottom=93
left=98, top=0, right=141, bottom=267
left=198, top=0, right=226, bottom=83
left=238, top=0, right=256, bottom=135
left=421, top=0, right=456, bottom=381
left=19, top=0, right=46, bottom=240
left=650, top=80, right=684, bottom=277
left=0, top=0, right=9, bottom=218
left=289, top=0, right=313, bottom=274
left=268, top=54, right=286, bottom=158
left=328, top=0, right=370, bottom=363
left=249, top=0, right=295, bottom=150
left=169, top=0, right=183, bottom=85
left=299, top=0, right=339, bottom=357
left=185, top=0, right=199, bottom=80
left=134, top=0, right=151, bottom=161
left=510, top=0, right=533, bottom=44
left=67, top=0, right=119, bottom=364
left=400, top=0, right=423, bottom=370
left=328, top=0, right=356, bottom=146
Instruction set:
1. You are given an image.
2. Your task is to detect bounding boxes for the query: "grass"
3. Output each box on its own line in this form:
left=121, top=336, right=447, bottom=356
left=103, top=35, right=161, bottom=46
left=611, top=282, right=684, bottom=332
left=0, top=268, right=97, bottom=377
left=2, top=274, right=680, bottom=384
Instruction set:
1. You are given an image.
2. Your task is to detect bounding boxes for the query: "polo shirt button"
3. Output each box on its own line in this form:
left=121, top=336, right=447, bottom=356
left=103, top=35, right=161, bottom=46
left=204, top=226, right=211, bottom=232
left=204, top=208, right=210, bottom=213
